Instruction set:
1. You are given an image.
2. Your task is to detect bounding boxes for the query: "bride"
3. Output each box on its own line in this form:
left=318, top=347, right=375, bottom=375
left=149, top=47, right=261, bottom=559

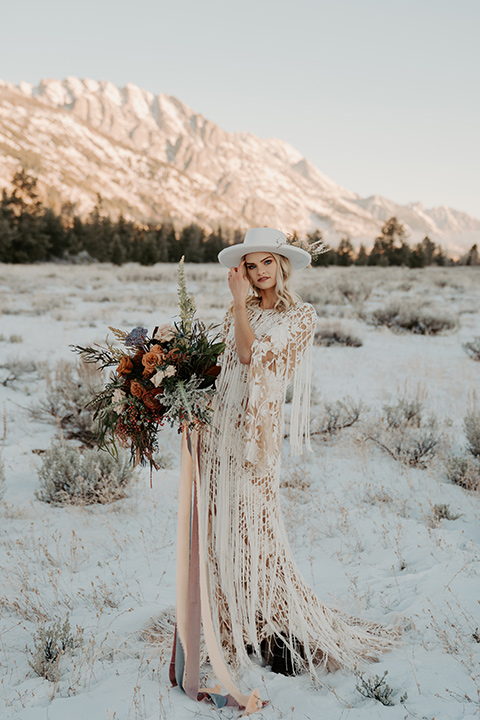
left=171, top=227, right=400, bottom=713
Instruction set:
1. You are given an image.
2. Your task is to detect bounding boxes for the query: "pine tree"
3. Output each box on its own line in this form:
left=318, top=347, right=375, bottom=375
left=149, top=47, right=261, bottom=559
left=42, top=208, right=68, bottom=259
left=355, top=244, right=368, bottom=266
left=336, top=237, right=355, bottom=266
left=465, top=244, right=479, bottom=266
left=203, top=228, right=226, bottom=262
left=0, top=172, right=50, bottom=262
left=138, top=230, right=160, bottom=265
left=178, top=223, right=205, bottom=263
left=368, top=216, right=410, bottom=266
left=8, top=169, right=44, bottom=217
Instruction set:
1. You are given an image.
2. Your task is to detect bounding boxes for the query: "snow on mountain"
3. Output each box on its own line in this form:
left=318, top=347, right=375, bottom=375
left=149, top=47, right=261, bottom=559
left=0, top=76, right=479, bottom=254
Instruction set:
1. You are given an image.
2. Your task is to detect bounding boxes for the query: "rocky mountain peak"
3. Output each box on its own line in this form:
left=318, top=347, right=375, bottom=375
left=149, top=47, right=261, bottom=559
left=0, top=76, right=478, bottom=255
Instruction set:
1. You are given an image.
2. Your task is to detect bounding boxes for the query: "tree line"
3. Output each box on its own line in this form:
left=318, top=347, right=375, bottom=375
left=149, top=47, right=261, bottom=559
left=0, top=168, right=477, bottom=267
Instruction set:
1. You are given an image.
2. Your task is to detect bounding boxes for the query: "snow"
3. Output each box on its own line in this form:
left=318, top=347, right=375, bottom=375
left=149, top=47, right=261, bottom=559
left=0, top=263, right=479, bottom=720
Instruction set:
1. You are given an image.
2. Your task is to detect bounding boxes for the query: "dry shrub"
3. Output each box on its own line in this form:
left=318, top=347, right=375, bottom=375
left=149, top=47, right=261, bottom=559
left=280, top=465, right=311, bottom=492
left=36, top=440, right=135, bottom=505
left=31, top=359, right=104, bottom=446
left=312, top=397, right=363, bottom=437
left=363, top=487, right=393, bottom=505
left=336, top=279, right=372, bottom=305
left=355, top=669, right=407, bottom=706
left=463, top=337, right=480, bottom=362
left=29, top=615, right=83, bottom=682
left=0, top=457, right=5, bottom=500
left=445, top=455, right=480, bottom=491
left=314, top=325, right=362, bottom=347
left=365, top=398, right=440, bottom=468
left=464, top=412, right=480, bottom=457
left=1, top=357, right=38, bottom=387
left=430, top=503, right=462, bottom=526
left=368, top=303, right=457, bottom=335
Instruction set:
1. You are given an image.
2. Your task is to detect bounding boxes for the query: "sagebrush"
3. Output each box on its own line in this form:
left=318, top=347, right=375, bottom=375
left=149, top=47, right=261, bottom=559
left=31, top=359, right=104, bottom=446
left=36, top=440, right=135, bottom=505
left=364, top=398, right=440, bottom=468
left=0, top=457, right=5, bottom=501
left=464, top=412, right=480, bottom=457
left=463, top=337, right=480, bottom=362
left=355, top=669, right=407, bottom=706
left=29, top=615, right=83, bottom=681
left=312, top=397, right=363, bottom=436
left=368, top=303, right=456, bottom=335
left=445, top=454, right=480, bottom=491
left=314, top=325, right=362, bottom=347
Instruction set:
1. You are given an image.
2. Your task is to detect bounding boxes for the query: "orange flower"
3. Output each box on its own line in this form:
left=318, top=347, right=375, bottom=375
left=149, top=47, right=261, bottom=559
left=165, top=348, right=182, bottom=363
left=130, top=380, right=145, bottom=399
left=142, top=345, right=164, bottom=376
left=117, top=356, right=133, bottom=376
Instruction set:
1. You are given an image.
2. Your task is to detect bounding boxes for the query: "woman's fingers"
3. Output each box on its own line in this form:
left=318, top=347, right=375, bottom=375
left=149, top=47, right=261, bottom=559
left=228, top=263, right=250, bottom=299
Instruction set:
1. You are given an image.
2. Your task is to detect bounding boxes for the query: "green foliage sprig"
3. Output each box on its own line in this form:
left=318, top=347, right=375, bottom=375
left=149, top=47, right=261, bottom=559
left=177, top=256, right=196, bottom=333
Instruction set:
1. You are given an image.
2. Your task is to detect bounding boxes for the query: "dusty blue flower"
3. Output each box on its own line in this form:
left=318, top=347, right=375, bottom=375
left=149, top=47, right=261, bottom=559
left=125, top=327, right=148, bottom=347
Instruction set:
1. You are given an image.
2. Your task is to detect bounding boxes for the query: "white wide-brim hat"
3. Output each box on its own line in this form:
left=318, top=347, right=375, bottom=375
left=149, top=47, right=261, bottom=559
left=217, top=227, right=311, bottom=270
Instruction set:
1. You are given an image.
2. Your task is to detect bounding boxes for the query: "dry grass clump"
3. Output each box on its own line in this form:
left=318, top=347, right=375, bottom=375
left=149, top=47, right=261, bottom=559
left=35, top=440, right=135, bottom=505
left=430, top=503, right=462, bottom=526
left=363, top=486, right=393, bottom=505
left=314, top=324, right=363, bottom=347
left=463, top=337, right=480, bottom=362
left=1, top=357, right=38, bottom=387
left=0, top=457, right=5, bottom=500
left=280, top=465, right=311, bottom=493
left=29, top=615, right=83, bottom=681
left=31, top=359, right=103, bottom=446
left=312, top=397, right=363, bottom=437
left=367, top=302, right=457, bottom=335
left=336, top=279, right=372, bottom=306
left=0, top=333, right=23, bottom=343
left=445, top=455, right=480, bottom=491
left=355, top=669, right=407, bottom=706
left=364, top=397, right=440, bottom=468
left=464, top=411, right=480, bottom=457
left=445, top=411, right=480, bottom=491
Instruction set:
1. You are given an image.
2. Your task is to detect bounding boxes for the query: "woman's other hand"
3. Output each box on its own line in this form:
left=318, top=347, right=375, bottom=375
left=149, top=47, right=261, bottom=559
left=228, top=260, right=250, bottom=305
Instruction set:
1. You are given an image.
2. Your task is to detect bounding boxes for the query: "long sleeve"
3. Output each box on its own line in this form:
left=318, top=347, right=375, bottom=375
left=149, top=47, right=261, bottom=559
left=243, top=304, right=317, bottom=471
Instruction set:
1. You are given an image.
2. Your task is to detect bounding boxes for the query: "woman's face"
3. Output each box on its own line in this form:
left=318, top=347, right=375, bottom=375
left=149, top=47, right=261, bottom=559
left=244, top=252, right=278, bottom=291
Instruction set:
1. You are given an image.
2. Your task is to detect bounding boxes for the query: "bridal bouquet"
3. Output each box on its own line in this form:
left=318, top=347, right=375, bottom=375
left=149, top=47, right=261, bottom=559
left=71, top=259, right=225, bottom=472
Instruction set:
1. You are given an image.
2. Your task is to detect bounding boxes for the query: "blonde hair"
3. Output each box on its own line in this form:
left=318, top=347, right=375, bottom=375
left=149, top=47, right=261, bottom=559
left=229, top=252, right=301, bottom=314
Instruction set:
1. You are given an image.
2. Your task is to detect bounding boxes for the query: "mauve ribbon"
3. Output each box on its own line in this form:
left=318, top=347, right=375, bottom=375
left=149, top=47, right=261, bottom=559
left=170, top=426, right=265, bottom=715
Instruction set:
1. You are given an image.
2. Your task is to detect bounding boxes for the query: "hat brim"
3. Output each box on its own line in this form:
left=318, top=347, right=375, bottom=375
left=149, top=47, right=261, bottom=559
left=217, top=244, right=311, bottom=270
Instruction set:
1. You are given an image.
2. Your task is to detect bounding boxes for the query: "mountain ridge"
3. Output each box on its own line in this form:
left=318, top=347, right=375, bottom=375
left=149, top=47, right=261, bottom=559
left=0, top=76, right=478, bottom=256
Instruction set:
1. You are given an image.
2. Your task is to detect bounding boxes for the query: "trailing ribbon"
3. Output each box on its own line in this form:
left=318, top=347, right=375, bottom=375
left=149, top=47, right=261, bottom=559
left=169, top=426, right=265, bottom=715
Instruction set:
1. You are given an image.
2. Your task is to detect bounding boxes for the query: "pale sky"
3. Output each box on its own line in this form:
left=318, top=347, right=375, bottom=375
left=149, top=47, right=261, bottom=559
left=2, top=0, right=479, bottom=217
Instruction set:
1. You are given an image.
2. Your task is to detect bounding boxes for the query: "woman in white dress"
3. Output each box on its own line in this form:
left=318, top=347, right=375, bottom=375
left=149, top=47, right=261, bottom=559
left=197, top=227, right=400, bottom=688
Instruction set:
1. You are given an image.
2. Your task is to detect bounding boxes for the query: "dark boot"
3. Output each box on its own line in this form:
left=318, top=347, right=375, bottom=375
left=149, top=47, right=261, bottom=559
left=264, top=633, right=305, bottom=676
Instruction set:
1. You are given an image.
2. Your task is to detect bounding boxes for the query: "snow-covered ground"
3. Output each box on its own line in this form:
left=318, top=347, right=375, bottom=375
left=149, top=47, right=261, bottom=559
left=0, top=262, right=479, bottom=720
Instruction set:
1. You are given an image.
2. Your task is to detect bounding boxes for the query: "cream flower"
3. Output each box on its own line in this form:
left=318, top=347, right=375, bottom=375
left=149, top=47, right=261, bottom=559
left=153, top=324, right=175, bottom=342
left=112, top=389, right=126, bottom=405
left=152, top=365, right=176, bottom=387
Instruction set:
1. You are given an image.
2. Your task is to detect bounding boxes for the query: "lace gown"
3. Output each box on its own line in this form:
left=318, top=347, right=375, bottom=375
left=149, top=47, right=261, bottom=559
left=199, top=301, right=399, bottom=678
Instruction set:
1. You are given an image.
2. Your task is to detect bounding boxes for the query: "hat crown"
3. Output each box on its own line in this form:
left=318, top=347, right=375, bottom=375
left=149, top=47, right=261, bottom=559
left=217, top=226, right=311, bottom=270
left=244, top=228, right=287, bottom=248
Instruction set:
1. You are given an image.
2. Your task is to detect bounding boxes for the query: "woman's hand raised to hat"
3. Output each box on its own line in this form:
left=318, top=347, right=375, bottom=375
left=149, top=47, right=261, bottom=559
left=228, top=260, right=250, bottom=304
